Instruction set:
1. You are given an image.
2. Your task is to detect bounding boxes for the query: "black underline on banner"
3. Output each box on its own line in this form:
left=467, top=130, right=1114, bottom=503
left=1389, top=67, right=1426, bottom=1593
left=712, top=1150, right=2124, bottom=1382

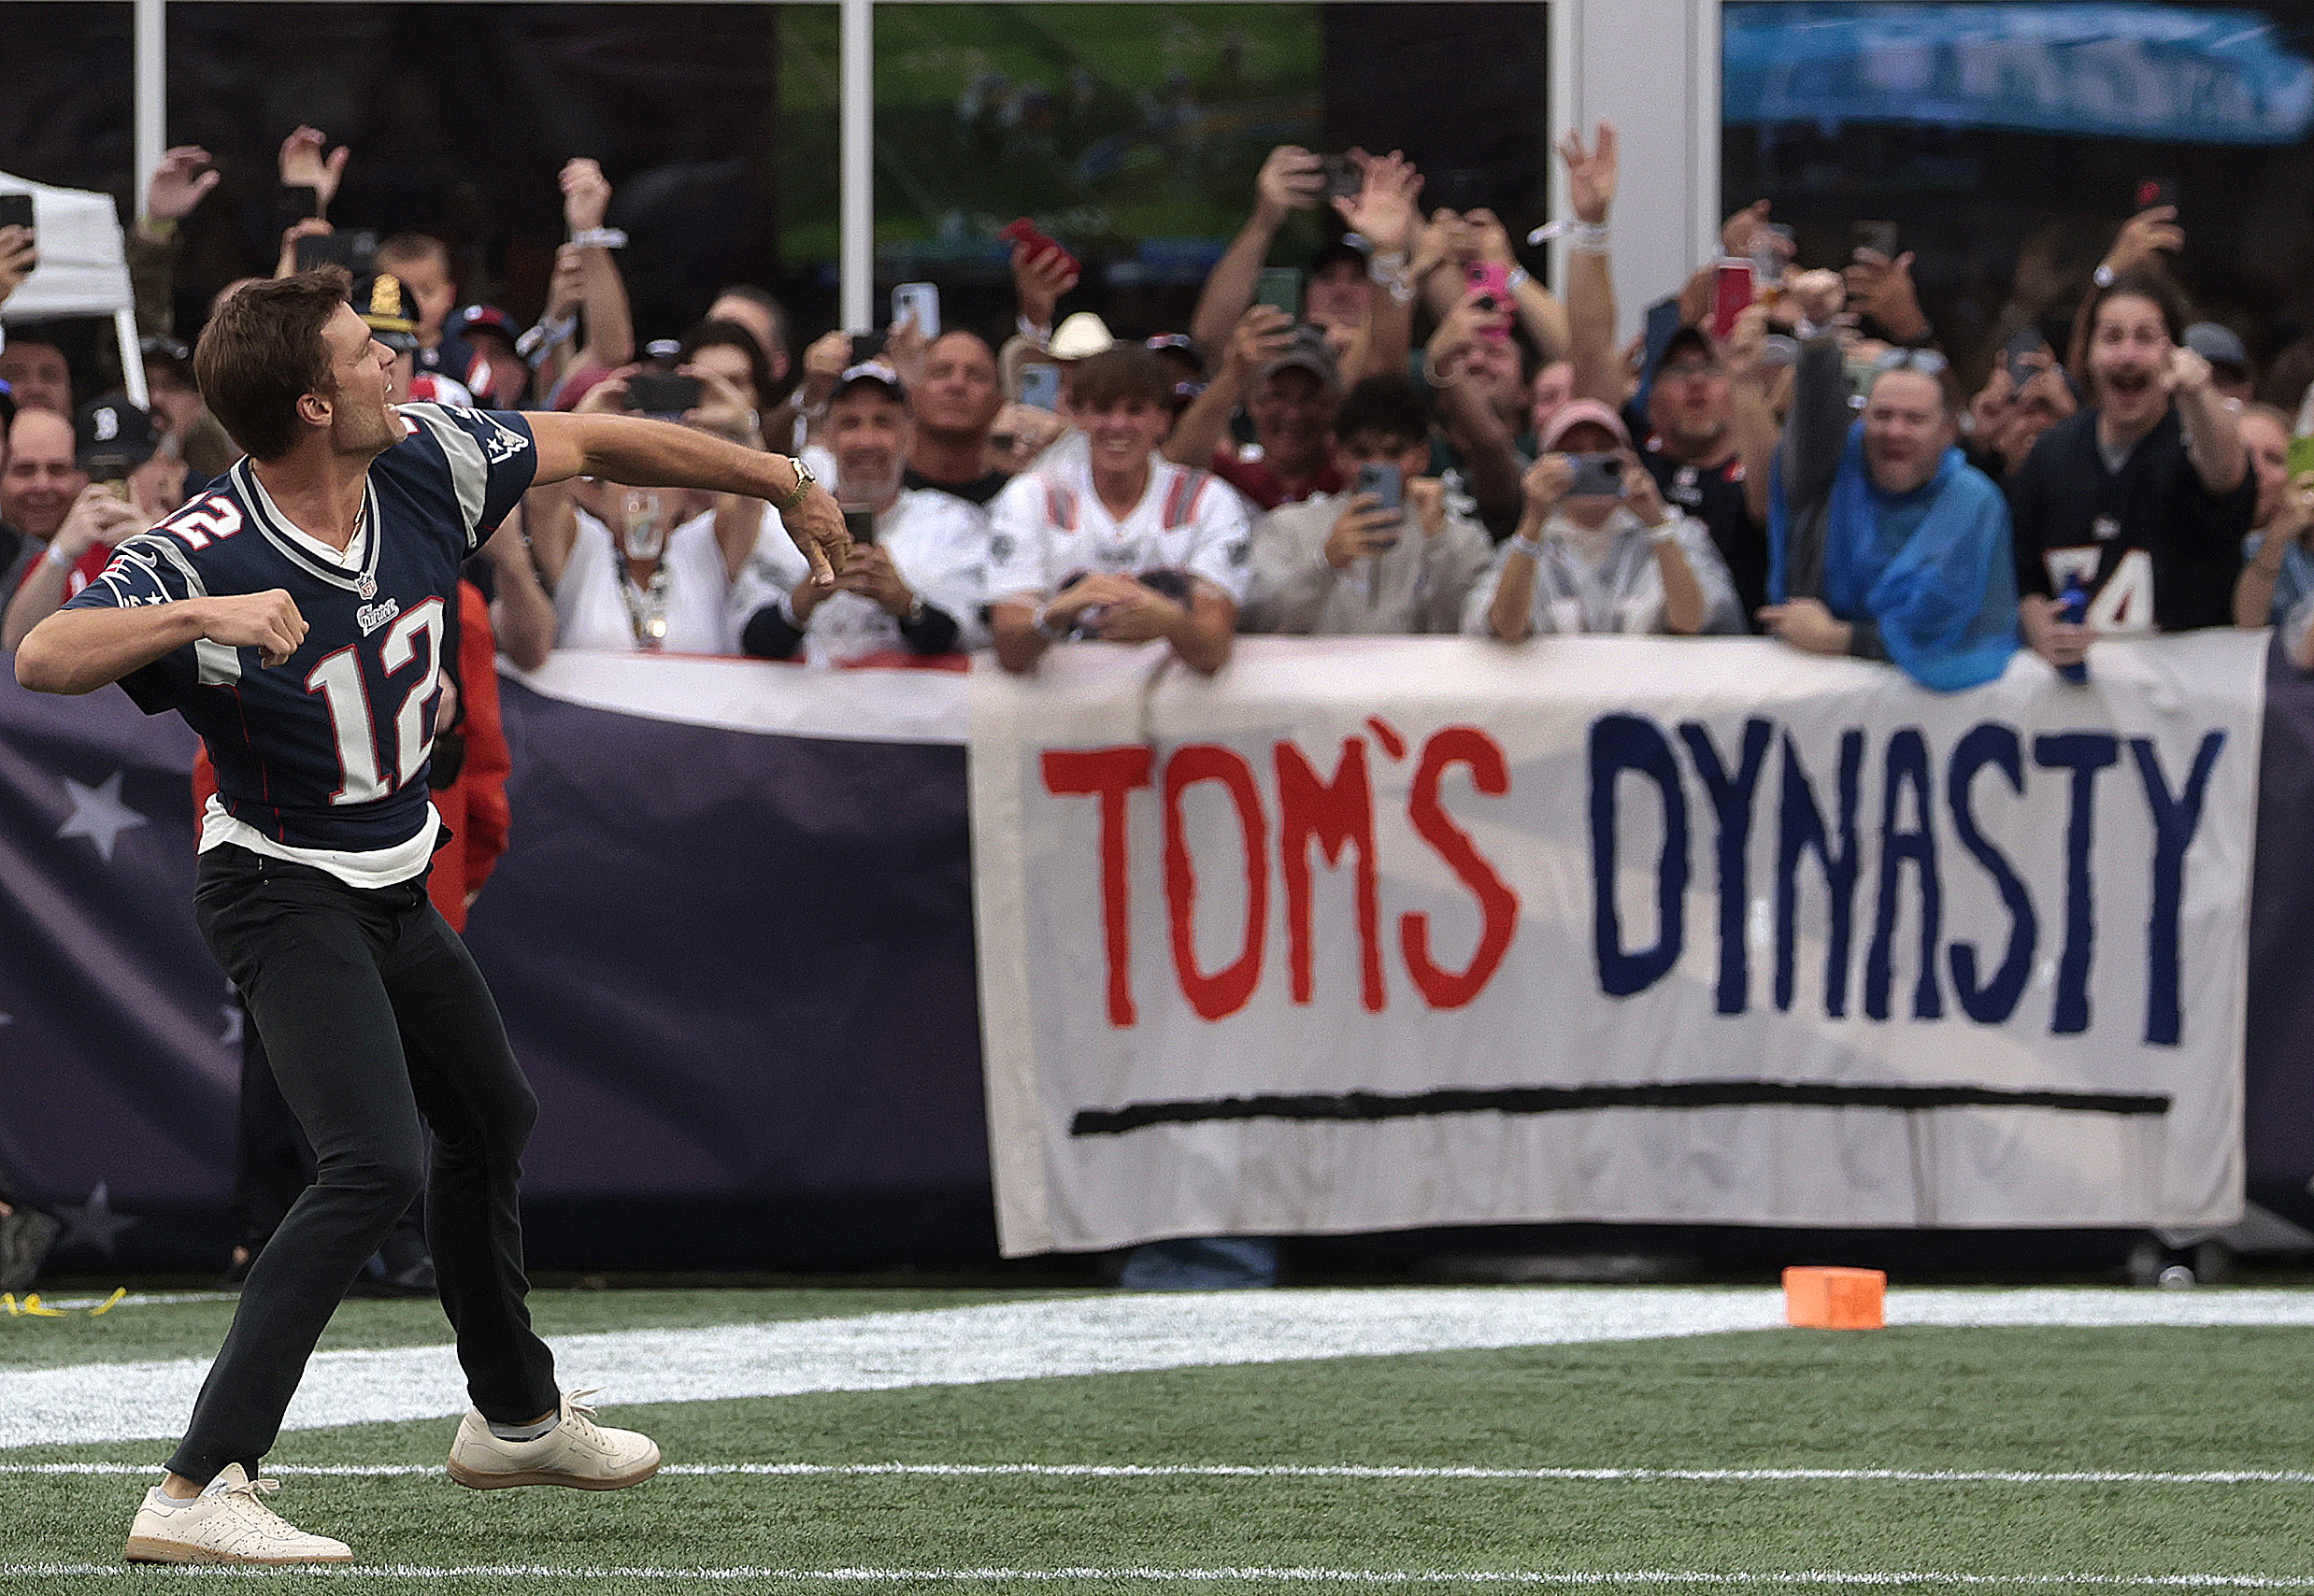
left=1068, top=1081, right=2174, bottom=1137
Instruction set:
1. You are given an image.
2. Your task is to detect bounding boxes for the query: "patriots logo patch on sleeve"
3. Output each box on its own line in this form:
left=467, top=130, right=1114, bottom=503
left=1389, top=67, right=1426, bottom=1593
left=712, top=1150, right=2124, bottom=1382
left=459, top=408, right=531, bottom=465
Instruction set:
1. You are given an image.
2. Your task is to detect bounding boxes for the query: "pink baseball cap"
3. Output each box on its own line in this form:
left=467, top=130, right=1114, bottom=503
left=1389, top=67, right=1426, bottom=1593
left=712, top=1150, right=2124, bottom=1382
left=1538, top=398, right=1631, bottom=452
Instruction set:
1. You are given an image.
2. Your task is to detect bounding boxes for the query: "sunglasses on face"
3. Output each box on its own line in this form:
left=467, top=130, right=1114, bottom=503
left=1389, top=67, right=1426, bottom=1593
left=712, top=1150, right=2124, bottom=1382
left=1873, top=347, right=1949, bottom=377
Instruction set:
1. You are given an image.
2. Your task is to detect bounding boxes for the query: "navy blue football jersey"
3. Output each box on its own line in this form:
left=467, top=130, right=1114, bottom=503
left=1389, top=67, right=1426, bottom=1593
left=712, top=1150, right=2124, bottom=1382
left=64, top=404, right=538, bottom=851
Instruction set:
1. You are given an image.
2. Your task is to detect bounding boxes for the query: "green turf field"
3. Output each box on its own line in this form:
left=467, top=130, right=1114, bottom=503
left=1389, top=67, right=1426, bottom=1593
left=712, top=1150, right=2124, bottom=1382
left=4, top=1285, right=2313, bottom=1591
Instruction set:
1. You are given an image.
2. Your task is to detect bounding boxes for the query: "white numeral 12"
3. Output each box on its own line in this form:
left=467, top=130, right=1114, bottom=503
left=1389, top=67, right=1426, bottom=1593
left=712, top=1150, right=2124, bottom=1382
left=305, top=598, right=446, bottom=805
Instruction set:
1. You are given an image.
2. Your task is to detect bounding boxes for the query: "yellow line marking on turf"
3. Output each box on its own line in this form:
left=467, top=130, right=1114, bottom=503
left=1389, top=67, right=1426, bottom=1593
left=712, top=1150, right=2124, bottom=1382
left=8, top=1562, right=2314, bottom=1585
left=5, top=1461, right=2314, bottom=1486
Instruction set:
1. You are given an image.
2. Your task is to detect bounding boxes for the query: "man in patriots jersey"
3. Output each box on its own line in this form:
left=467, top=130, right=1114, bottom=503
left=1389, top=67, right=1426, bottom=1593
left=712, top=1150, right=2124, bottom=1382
left=17, top=268, right=847, bottom=1566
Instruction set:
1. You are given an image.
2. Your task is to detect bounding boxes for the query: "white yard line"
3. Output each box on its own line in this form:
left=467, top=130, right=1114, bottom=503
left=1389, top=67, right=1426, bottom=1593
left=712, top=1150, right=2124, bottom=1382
left=4, top=1461, right=2312, bottom=1488
left=8, top=1287, right=2314, bottom=1452
left=7, top=1561, right=2314, bottom=1586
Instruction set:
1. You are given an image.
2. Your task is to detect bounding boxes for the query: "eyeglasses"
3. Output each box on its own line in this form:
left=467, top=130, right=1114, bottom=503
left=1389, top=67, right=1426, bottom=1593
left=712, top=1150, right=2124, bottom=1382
left=1873, top=347, right=1950, bottom=377
left=1657, top=360, right=1722, bottom=381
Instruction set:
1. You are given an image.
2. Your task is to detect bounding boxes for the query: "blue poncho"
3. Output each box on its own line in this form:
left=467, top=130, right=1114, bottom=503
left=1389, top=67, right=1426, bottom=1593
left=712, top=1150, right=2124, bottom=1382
left=1771, top=421, right=2019, bottom=691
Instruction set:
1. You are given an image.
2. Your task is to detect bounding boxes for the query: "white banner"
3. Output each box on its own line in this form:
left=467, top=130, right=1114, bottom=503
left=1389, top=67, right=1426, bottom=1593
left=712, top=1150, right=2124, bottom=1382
left=969, top=634, right=2268, bottom=1255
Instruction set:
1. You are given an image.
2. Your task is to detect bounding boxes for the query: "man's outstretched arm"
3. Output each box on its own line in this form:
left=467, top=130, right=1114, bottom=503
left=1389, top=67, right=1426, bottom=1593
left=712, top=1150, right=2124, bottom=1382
left=17, top=591, right=307, bottom=696
left=524, top=410, right=849, bottom=586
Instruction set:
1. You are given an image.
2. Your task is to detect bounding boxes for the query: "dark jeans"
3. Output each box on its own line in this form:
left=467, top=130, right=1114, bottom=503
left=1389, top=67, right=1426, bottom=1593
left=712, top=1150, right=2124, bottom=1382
left=169, top=844, right=558, bottom=1484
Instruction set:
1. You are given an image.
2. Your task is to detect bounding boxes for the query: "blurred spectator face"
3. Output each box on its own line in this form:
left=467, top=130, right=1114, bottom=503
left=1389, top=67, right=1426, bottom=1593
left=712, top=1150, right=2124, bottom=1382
left=1077, top=395, right=1173, bottom=478
left=1862, top=368, right=1954, bottom=495
left=828, top=381, right=910, bottom=504
left=914, top=332, right=1003, bottom=438
left=2240, top=408, right=2291, bottom=529
left=1648, top=347, right=1730, bottom=455
left=465, top=328, right=527, bottom=408
left=380, top=249, right=455, bottom=339
left=686, top=339, right=761, bottom=410
left=707, top=292, right=790, bottom=382
left=2088, top=293, right=2173, bottom=435
left=0, top=409, right=88, bottom=538
left=0, top=341, right=71, bottom=414
left=1248, top=366, right=1336, bottom=473
left=1307, top=260, right=1371, bottom=332
left=1460, top=336, right=1525, bottom=430
left=1336, top=425, right=1431, bottom=485
left=143, top=358, right=205, bottom=439
left=1530, top=360, right=1573, bottom=440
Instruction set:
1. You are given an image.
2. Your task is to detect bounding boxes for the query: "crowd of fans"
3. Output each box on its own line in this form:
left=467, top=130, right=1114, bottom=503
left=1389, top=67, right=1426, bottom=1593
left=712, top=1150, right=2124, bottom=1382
left=0, top=118, right=2301, bottom=1291
left=0, top=118, right=2300, bottom=700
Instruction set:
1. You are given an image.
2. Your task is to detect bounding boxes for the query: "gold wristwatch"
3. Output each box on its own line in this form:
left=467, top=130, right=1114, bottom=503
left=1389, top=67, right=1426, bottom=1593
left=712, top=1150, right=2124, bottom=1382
left=774, top=457, right=816, bottom=516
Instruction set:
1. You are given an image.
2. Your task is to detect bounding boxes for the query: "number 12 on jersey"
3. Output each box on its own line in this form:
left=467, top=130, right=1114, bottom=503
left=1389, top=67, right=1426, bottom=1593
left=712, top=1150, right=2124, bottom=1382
left=304, top=597, right=446, bottom=805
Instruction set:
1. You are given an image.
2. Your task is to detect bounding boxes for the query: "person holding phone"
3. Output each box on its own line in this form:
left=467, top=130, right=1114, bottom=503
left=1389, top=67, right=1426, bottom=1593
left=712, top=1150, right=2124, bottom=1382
left=737, top=361, right=986, bottom=664
left=987, top=347, right=1249, bottom=676
left=2008, top=268, right=2250, bottom=670
left=1241, top=376, right=1491, bottom=634
left=1764, top=270, right=2018, bottom=689
left=1163, top=308, right=1344, bottom=510
left=1468, top=399, right=1737, bottom=641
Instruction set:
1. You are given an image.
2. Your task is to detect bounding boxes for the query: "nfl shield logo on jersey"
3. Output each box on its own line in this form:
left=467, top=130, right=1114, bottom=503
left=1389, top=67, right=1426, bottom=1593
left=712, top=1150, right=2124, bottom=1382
left=356, top=574, right=378, bottom=600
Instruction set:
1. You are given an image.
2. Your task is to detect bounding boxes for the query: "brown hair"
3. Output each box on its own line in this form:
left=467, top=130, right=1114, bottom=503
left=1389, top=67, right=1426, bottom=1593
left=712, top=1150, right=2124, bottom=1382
left=193, top=266, right=350, bottom=463
left=2066, top=268, right=2189, bottom=387
left=1065, top=347, right=1174, bottom=412
left=375, top=232, right=451, bottom=277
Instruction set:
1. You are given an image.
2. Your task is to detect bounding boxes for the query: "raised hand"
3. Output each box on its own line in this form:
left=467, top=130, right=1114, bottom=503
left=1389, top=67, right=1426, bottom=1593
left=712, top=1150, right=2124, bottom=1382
left=1556, top=121, right=1618, bottom=226
left=1256, top=145, right=1324, bottom=221
left=147, top=148, right=221, bottom=222
left=2102, top=206, right=2183, bottom=279
left=1011, top=241, right=1079, bottom=334
left=561, top=159, right=612, bottom=235
left=1333, top=150, right=1423, bottom=254
left=278, top=126, right=350, bottom=214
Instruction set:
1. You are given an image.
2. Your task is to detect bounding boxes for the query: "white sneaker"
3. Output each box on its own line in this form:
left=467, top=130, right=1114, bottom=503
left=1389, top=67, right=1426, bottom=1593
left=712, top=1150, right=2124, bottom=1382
left=122, top=1464, right=354, bottom=1565
left=446, top=1388, right=661, bottom=1491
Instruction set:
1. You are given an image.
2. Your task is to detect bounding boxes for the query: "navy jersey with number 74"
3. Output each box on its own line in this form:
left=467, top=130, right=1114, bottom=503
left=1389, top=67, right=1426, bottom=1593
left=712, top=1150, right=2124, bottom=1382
left=63, top=403, right=538, bottom=852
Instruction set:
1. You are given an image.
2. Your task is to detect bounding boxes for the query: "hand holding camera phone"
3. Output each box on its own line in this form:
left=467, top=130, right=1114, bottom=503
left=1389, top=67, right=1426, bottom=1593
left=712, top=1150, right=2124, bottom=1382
left=892, top=282, right=940, bottom=340
left=1465, top=263, right=1511, bottom=342
left=1018, top=363, right=1063, bottom=412
left=624, top=372, right=704, bottom=419
left=1254, top=266, right=1304, bottom=322
left=1565, top=452, right=1625, bottom=498
left=999, top=218, right=1081, bottom=281
left=1354, top=463, right=1405, bottom=549
left=0, top=192, right=36, bottom=239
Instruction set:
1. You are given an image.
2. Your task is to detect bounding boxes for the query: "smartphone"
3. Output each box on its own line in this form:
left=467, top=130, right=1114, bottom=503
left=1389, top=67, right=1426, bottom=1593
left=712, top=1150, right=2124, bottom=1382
left=892, top=281, right=940, bottom=340
left=1565, top=452, right=1625, bottom=498
left=1018, top=363, right=1062, bottom=411
left=624, top=372, right=703, bottom=418
left=274, top=183, right=321, bottom=232
left=1465, top=262, right=1511, bottom=342
left=293, top=229, right=377, bottom=276
left=2006, top=328, right=2047, bottom=389
left=1709, top=258, right=1754, bottom=340
left=1254, top=266, right=1304, bottom=321
left=1318, top=154, right=1361, bottom=201
left=1354, top=463, right=1404, bottom=550
left=849, top=330, right=888, bottom=364
left=0, top=192, right=34, bottom=236
left=2134, top=176, right=2179, bottom=213
left=2288, top=435, right=2314, bottom=482
left=1850, top=219, right=1898, bottom=261
left=842, top=507, right=877, bottom=548
left=998, top=217, right=1081, bottom=279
